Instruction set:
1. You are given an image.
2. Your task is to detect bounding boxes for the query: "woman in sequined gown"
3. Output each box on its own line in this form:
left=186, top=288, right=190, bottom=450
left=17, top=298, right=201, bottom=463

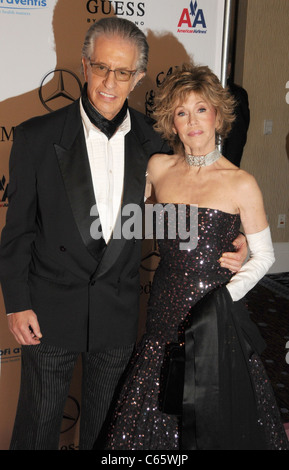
left=104, top=64, right=289, bottom=450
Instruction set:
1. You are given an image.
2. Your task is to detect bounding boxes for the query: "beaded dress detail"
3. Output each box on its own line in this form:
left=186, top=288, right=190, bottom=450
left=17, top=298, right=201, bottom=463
left=105, top=206, right=288, bottom=450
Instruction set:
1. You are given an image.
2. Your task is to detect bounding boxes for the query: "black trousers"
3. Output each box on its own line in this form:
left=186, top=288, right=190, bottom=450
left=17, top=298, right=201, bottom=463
left=9, top=342, right=134, bottom=450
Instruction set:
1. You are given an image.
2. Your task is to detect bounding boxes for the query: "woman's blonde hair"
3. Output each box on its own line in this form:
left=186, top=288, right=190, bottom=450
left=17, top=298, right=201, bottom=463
left=153, top=63, right=236, bottom=154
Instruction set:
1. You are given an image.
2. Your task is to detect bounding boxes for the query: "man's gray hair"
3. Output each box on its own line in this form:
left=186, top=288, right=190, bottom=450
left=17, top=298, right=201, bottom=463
left=82, top=17, right=149, bottom=73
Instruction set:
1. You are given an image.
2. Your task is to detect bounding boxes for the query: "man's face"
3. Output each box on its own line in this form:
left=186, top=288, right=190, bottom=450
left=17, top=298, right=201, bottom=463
left=82, top=35, right=144, bottom=120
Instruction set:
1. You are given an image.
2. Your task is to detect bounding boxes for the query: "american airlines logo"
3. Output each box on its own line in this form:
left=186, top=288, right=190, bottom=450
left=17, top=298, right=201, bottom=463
left=177, top=0, right=207, bottom=34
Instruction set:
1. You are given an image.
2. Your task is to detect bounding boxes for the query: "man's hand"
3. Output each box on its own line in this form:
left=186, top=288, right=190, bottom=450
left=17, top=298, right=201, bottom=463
left=219, top=233, right=248, bottom=273
left=8, top=310, right=42, bottom=345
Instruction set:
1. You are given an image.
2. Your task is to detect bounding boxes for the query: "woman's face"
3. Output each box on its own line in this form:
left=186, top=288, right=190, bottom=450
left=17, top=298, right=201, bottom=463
left=172, top=91, right=219, bottom=156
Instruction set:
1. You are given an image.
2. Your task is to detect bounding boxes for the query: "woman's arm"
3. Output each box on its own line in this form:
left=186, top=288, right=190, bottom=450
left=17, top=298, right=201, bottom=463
left=226, top=173, right=275, bottom=301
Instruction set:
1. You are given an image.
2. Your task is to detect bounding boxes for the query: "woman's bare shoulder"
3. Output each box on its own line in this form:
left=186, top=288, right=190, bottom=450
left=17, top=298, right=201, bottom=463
left=220, top=158, right=257, bottom=186
left=148, top=152, right=175, bottom=165
left=233, top=167, right=258, bottom=188
left=147, top=153, right=178, bottom=177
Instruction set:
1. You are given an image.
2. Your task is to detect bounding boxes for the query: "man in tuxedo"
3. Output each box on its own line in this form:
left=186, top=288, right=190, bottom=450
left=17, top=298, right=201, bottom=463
left=0, top=18, right=246, bottom=450
left=222, top=63, right=250, bottom=167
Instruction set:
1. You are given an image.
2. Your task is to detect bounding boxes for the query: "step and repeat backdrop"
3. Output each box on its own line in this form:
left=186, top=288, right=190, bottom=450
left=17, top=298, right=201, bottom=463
left=0, top=0, right=228, bottom=449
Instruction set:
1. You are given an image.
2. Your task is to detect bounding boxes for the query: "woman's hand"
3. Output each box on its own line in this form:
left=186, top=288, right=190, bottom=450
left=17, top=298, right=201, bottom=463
left=219, top=233, right=248, bottom=272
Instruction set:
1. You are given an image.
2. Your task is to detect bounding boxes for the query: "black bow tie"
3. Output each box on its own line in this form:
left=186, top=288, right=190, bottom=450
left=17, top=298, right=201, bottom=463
left=81, top=83, right=128, bottom=140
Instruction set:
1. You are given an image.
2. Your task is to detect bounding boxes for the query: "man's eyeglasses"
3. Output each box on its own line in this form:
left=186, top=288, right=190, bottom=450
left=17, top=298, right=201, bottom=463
left=89, top=62, right=137, bottom=82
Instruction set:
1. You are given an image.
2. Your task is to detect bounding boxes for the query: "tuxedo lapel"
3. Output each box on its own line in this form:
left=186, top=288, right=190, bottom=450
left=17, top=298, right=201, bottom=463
left=54, top=102, right=103, bottom=259
left=122, top=128, right=148, bottom=206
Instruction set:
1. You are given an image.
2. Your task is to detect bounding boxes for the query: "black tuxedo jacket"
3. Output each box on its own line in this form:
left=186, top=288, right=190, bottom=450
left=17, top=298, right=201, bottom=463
left=222, top=80, right=250, bottom=167
left=0, top=100, right=168, bottom=351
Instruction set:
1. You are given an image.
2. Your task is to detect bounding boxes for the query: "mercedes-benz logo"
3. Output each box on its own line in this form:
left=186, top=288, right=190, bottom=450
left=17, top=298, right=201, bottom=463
left=39, top=69, right=82, bottom=112
left=61, top=395, right=80, bottom=434
left=140, top=238, right=160, bottom=272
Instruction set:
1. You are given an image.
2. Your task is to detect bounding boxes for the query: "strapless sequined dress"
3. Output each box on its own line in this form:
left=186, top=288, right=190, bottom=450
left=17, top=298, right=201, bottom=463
left=105, top=206, right=288, bottom=450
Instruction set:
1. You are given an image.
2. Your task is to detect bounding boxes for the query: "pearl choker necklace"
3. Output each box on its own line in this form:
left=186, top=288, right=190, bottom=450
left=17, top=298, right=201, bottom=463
left=185, top=148, right=221, bottom=167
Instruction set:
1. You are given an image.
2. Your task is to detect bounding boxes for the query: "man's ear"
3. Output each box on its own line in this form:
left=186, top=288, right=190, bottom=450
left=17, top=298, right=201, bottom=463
left=131, top=71, right=145, bottom=91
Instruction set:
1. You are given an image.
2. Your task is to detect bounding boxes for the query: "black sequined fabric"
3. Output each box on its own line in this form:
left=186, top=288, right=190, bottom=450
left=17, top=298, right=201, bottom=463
left=105, top=206, right=288, bottom=450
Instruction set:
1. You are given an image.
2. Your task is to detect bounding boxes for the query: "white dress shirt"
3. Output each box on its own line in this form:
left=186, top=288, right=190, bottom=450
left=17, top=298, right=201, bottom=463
left=80, top=101, right=131, bottom=243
